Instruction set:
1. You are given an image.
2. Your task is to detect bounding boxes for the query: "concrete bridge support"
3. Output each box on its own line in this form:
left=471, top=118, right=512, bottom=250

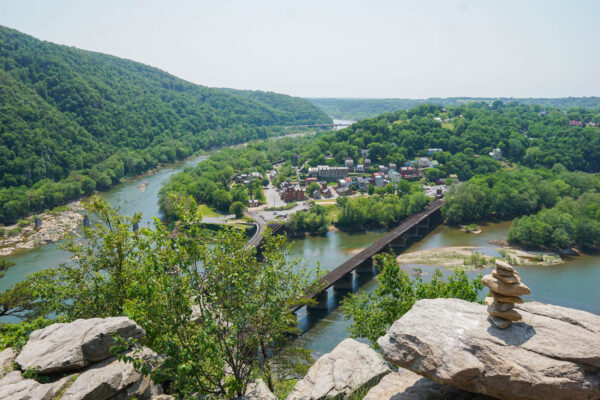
left=390, top=235, right=407, bottom=249
left=405, top=225, right=419, bottom=238
left=333, top=272, right=354, bottom=290
left=355, top=258, right=374, bottom=274
left=307, top=290, right=329, bottom=310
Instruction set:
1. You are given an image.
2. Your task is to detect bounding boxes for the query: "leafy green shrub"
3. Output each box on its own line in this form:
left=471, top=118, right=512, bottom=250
left=17, top=219, right=31, bottom=228
left=0, top=317, right=54, bottom=351
left=7, top=227, right=21, bottom=236
left=342, top=253, right=483, bottom=345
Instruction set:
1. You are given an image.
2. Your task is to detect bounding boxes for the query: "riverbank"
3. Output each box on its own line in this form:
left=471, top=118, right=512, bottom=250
left=396, top=246, right=563, bottom=270
left=0, top=202, right=84, bottom=256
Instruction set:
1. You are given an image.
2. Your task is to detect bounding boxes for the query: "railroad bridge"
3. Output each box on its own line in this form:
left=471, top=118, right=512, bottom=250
left=294, top=198, right=445, bottom=312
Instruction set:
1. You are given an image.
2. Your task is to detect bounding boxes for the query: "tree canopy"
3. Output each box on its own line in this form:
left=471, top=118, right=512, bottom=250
left=0, top=25, right=329, bottom=223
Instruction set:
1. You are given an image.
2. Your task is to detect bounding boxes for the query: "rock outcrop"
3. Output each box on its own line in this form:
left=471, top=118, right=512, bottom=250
left=482, top=260, right=530, bottom=328
left=61, top=347, right=160, bottom=400
left=363, top=368, right=494, bottom=400
left=4, top=317, right=163, bottom=400
left=16, top=317, right=145, bottom=374
left=0, top=347, right=17, bottom=377
left=377, top=298, right=600, bottom=400
left=287, top=338, right=390, bottom=400
left=0, top=370, right=73, bottom=400
left=241, top=379, right=278, bottom=400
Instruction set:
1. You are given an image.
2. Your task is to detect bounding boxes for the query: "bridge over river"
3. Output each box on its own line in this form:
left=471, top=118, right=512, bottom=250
left=293, top=198, right=445, bottom=312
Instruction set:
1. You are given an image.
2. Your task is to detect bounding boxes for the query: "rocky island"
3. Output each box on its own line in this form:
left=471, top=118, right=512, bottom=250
left=0, top=202, right=83, bottom=257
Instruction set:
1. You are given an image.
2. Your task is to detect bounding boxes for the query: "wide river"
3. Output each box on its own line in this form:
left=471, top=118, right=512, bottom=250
left=1, top=145, right=599, bottom=360
left=290, top=221, right=600, bottom=357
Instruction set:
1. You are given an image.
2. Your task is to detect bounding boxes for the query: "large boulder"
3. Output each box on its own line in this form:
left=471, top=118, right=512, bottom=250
left=16, top=317, right=145, bottom=374
left=363, top=369, right=494, bottom=400
left=61, top=346, right=161, bottom=400
left=287, top=338, right=390, bottom=400
left=0, top=370, right=72, bottom=400
left=377, top=298, right=600, bottom=400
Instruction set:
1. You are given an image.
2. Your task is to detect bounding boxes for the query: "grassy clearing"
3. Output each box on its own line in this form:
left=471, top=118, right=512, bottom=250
left=196, top=204, right=219, bottom=217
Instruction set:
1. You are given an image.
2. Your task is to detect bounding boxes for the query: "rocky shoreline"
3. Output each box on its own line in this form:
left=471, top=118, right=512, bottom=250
left=0, top=202, right=84, bottom=257
left=396, top=245, right=563, bottom=270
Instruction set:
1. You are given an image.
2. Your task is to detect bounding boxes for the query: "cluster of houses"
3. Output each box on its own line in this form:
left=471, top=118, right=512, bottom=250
left=569, top=120, right=597, bottom=127
left=233, top=171, right=263, bottom=184
left=276, top=147, right=459, bottom=203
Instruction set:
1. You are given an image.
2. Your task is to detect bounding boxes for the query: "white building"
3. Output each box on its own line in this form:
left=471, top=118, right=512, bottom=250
left=489, top=148, right=502, bottom=160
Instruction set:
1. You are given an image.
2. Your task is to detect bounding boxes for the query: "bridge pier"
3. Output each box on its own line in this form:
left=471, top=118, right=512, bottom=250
left=405, top=225, right=419, bottom=238
left=355, top=258, right=374, bottom=274
left=390, top=235, right=407, bottom=249
left=307, top=291, right=329, bottom=310
left=333, top=272, right=354, bottom=290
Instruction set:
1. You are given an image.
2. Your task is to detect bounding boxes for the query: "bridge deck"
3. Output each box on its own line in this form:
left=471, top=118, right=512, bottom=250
left=300, top=198, right=444, bottom=306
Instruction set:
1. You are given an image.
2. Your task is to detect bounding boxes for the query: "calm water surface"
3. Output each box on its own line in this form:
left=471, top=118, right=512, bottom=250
left=290, top=221, right=600, bottom=357
left=0, top=155, right=207, bottom=294
left=2, top=159, right=599, bottom=358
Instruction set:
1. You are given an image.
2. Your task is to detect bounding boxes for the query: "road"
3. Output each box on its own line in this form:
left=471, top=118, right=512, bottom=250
left=245, top=209, right=267, bottom=248
left=264, top=181, right=286, bottom=208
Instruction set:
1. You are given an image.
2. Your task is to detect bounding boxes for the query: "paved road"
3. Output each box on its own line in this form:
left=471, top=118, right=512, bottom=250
left=245, top=209, right=267, bottom=248
left=265, top=183, right=285, bottom=208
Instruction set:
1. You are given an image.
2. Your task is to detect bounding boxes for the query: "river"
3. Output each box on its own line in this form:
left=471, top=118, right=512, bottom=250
left=0, top=154, right=207, bottom=294
left=1, top=147, right=599, bottom=360
left=288, top=221, right=600, bottom=358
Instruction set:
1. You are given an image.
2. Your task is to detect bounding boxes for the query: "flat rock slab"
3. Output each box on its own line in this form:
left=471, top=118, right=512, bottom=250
left=287, top=338, right=390, bottom=399
left=364, top=369, right=494, bottom=400
left=16, top=317, right=145, bottom=374
left=377, top=298, right=600, bottom=400
left=482, top=275, right=530, bottom=297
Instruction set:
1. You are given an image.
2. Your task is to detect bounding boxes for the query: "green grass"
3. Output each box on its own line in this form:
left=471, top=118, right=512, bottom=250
left=322, top=204, right=339, bottom=222
left=48, top=205, right=70, bottom=215
left=196, top=204, right=219, bottom=218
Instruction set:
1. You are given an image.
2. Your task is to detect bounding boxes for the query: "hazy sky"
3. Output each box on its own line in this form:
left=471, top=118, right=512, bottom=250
left=1, top=0, right=598, bottom=98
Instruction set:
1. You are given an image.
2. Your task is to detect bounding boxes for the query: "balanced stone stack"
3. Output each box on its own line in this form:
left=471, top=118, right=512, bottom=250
left=482, top=260, right=530, bottom=328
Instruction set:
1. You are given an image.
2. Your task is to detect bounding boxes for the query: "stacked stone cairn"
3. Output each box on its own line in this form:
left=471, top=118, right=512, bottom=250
left=482, top=259, right=531, bottom=328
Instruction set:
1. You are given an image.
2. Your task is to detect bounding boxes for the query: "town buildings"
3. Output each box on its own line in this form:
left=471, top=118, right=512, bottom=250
left=388, top=168, right=401, bottom=184
left=344, top=159, right=354, bottom=171
left=280, top=181, right=305, bottom=202
left=400, top=166, right=421, bottom=179
left=307, top=165, right=349, bottom=179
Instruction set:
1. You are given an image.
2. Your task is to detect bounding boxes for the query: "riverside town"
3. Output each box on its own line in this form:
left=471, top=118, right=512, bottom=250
left=0, top=2, right=599, bottom=399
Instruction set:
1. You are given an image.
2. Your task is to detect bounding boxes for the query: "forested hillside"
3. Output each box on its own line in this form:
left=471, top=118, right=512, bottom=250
left=309, top=97, right=600, bottom=120
left=322, top=102, right=600, bottom=175
left=0, top=25, right=330, bottom=223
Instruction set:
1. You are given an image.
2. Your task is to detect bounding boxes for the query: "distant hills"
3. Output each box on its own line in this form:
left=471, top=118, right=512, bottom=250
left=0, top=25, right=329, bottom=223
left=309, top=97, right=600, bottom=120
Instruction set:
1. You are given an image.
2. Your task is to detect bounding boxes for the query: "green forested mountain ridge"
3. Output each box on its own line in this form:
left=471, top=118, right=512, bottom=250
left=309, top=97, right=600, bottom=120
left=0, top=25, right=330, bottom=223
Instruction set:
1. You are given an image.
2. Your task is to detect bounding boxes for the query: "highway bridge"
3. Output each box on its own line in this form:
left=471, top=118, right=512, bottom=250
left=293, top=198, right=445, bottom=312
left=245, top=209, right=284, bottom=249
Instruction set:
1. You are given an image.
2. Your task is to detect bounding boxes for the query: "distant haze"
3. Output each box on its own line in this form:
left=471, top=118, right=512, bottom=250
left=1, top=0, right=598, bottom=98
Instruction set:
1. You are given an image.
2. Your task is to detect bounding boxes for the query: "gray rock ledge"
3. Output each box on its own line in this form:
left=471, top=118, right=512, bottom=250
left=377, top=298, right=600, bottom=400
